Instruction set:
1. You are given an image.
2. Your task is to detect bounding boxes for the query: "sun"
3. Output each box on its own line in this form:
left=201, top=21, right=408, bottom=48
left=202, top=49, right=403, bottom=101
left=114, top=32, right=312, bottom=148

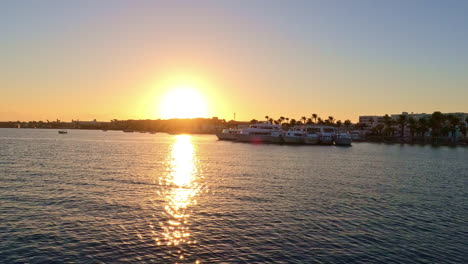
left=160, top=88, right=209, bottom=119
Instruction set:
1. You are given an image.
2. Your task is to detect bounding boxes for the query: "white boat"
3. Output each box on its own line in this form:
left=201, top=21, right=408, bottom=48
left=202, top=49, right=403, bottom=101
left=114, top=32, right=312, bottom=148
left=216, top=128, right=242, bottom=141
left=302, top=125, right=335, bottom=145
left=335, top=132, right=352, bottom=146
left=236, top=122, right=283, bottom=144
left=283, top=127, right=305, bottom=144
left=303, top=127, right=320, bottom=145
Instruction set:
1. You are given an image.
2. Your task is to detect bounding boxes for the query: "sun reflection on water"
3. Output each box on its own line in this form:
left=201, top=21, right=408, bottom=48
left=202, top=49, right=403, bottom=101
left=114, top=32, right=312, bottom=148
left=157, top=135, right=201, bottom=251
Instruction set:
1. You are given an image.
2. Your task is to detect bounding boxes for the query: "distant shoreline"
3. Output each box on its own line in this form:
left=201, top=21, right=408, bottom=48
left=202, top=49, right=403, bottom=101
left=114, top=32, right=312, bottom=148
left=3, top=127, right=467, bottom=147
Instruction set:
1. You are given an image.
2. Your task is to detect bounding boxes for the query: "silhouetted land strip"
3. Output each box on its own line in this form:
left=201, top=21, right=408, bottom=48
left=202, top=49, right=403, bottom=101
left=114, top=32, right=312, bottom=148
left=0, top=118, right=239, bottom=135
left=1, top=111, right=467, bottom=146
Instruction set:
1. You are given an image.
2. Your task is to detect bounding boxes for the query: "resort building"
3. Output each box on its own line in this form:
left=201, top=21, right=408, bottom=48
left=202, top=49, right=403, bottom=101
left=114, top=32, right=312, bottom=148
left=358, top=116, right=386, bottom=128
left=360, top=112, right=468, bottom=127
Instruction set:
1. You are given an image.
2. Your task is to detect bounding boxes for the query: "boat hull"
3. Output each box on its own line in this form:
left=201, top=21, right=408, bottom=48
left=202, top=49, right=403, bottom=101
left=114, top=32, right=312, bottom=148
left=319, top=136, right=334, bottom=145
left=283, top=136, right=304, bottom=144
left=236, top=134, right=283, bottom=144
left=304, top=136, right=319, bottom=145
left=216, top=132, right=237, bottom=141
left=335, top=137, right=352, bottom=146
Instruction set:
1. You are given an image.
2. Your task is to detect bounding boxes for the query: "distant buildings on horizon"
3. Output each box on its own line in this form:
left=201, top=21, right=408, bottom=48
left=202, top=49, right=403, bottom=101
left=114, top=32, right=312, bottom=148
left=359, top=112, right=468, bottom=129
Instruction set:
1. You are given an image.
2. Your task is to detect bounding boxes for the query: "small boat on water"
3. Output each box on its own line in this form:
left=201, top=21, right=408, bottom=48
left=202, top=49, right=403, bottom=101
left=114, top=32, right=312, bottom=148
left=283, top=127, right=305, bottom=144
left=216, top=128, right=242, bottom=141
left=123, top=129, right=134, bottom=133
left=236, top=122, right=283, bottom=144
left=58, top=130, right=68, bottom=134
left=335, top=132, right=352, bottom=146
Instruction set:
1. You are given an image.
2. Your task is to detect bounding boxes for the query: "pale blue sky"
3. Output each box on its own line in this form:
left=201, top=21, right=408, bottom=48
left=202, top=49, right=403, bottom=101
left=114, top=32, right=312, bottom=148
left=1, top=0, right=467, bottom=121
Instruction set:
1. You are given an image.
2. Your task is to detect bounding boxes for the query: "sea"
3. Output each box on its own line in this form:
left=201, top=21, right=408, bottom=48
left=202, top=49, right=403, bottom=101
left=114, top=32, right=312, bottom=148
left=0, top=128, right=467, bottom=263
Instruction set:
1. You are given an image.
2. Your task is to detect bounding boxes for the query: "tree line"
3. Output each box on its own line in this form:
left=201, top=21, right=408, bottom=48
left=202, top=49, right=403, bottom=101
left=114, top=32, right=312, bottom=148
left=250, top=114, right=353, bottom=130
left=370, top=111, right=468, bottom=141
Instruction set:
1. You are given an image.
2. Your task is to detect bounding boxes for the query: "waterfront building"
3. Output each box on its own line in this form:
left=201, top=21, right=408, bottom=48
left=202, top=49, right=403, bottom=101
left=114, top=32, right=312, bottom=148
left=360, top=112, right=468, bottom=127
left=358, top=116, right=386, bottom=128
left=359, top=112, right=468, bottom=138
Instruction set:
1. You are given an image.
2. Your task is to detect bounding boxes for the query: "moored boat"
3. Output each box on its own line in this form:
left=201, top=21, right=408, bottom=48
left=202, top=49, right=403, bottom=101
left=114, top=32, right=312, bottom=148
left=216, top=128, right=242, bottom=141
left=283, top=127, right=305, bottom=144
left=303, top=126, right=320, bottom=145
left=335, top=132, right=352, bottom=146
left=236, top=122, right=283, bottom=144
left=320, top=134, right=334, bottom=145
left=58, top=130, right=68, bottom=134
left=302, top=125, right=335, bottom=145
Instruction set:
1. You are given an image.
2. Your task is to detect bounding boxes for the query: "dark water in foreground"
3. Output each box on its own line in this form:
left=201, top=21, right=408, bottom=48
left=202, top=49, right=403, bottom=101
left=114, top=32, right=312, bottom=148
left=1, top=128, right=467, bottom=263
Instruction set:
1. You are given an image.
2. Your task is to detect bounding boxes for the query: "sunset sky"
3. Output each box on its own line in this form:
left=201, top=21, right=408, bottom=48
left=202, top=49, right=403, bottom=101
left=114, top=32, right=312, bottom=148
left=1, top=0, right=468, bottom=122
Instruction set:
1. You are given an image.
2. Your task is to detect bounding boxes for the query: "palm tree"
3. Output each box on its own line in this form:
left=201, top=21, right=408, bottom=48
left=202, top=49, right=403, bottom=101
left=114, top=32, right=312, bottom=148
left=306, top=118, right=313, bottom=124
left=268, top=118, right=274, bottom=124
left=446, top=114, right=460, bottom=141
left=265, top=115, right=269, bottom=123
left=383, top=114, right=392, bottom=126
left=344, top=120, right=352, bottom=130
left=250, top=119, right=258, bottom=124
left=289, top=119, right=297, bottom=127
left=416, top=118, right=429, bottom=137
left=317, top=117, right=324, bottom=125
left=301, top=116, right=307, bottom=124
left=430, top=111, right=445, bottom=138
left=382, top=114, right=394, bottom=136
left=407, top=117, right=417, bottom=141
left=312, top=113, right=318, bottom=123
left=336, top=120, right=342, bottom=130
left=397, top=114, right=407, bottom=140
left=328, top=116, right=335, bottom=125
left=375, top=124, right=385, bottom=138
left=460, top=123, right=467, bottom=137
left=282, top=117, right=290, bottom=129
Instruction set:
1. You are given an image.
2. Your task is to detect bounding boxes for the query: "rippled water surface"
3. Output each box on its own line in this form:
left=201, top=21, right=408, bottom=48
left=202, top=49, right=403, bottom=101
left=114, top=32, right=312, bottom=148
left=1, top=128, right=467, bottom=263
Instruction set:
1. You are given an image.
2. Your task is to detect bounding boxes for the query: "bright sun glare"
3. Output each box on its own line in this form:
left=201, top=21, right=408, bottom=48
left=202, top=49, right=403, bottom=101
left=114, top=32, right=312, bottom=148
left=160, top=88, right=208, bottom=119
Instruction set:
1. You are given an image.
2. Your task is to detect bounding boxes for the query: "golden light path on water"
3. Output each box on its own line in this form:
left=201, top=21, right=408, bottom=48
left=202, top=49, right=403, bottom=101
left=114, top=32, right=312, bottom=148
left=155, top=135, right=202, bottom=261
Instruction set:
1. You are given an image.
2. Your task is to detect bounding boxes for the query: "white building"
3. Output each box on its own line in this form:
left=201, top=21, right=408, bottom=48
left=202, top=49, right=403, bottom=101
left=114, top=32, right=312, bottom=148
left=358, top=115, right=386, bottom=128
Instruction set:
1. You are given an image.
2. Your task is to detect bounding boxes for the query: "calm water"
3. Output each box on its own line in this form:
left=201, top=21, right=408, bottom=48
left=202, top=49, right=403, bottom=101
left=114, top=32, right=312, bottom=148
left=1, top=128, right=467, bottom=263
